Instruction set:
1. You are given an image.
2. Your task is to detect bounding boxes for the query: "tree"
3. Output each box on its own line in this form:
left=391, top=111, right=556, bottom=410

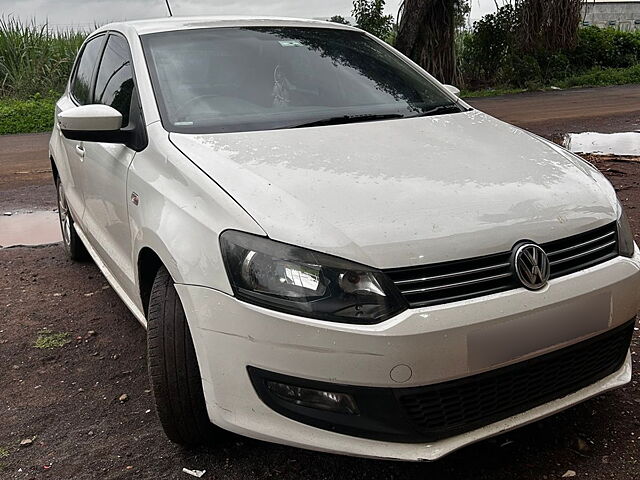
left=352, top=0, right=394, bottom=39
left=514, top=0, right=583, bottom=53
left=396, top=1, right=469, bottom=84
left=329, top=15, right=351, bottom=25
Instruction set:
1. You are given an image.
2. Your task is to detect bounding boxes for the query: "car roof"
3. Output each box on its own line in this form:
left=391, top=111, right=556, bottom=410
left=99, top=16, right=358, bottom=36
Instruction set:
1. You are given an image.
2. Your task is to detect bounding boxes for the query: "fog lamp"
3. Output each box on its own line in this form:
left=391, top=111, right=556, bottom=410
left=266, top=380, right=359, bottom=414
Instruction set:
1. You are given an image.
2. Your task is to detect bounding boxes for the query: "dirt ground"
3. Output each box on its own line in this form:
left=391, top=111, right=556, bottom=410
left=468, top=84, right=640, bottom=139
left=1, top=86, right=640, bottom=479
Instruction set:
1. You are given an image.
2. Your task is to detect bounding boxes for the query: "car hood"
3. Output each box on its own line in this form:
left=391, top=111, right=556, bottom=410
left=170, top=110, right=618, bottom=269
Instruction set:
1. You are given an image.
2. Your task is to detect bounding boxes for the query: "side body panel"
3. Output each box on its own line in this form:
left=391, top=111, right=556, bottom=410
left=51, top=94, right=85, bottom=218
left=80, top=142, right=137, bottom=292
left=126, top=122, right=264, bottom=312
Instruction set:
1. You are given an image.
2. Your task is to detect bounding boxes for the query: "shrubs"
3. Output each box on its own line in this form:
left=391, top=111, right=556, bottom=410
left=558, top=64, right=640, bottom=88
left=0, top=94, right=56, bottom=135
left=459, top=6, right=640, bottom=90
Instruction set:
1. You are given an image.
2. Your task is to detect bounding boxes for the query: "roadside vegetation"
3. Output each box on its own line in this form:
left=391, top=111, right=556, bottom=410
left=1, top=3, right=640, bottom=135
left=0, top=17, right=85, bottom=135
left=459, top=5, right=640, bottom=95
left=0, top=94, right=57, bottom=134
left=353, top=0, right=640, bottom=97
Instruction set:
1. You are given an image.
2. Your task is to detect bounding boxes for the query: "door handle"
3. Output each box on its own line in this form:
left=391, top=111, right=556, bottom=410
left=75, top=144, right=85, bottom=158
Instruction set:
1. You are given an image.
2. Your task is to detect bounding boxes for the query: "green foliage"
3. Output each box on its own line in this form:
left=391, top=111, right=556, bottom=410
left=0, top=17, right=86, bottom=99
left=454, top=0, right=471, bottom=29
left=34, top=329, right=71, bottom=349
left=459, top=3, right=640, bottom=91
left=557, top=64, right=640, bottom=88
left=329, top=15, right=351, bottom=25
left=459, top=5, right=517, bottom=85
left=0, top=447, right=9, bottom=458
left=0, top=95, right=56, bottom=134
left=570, top=26, right=640, bottom=69
left=352, top=0, right=394, bottom=39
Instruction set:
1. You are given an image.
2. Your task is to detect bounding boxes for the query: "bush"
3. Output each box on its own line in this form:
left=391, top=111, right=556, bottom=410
left=558, top=64, right=640, bottom=88
left=459, top=6, right=640, bottom=90
left=0, top=95, right=56, bottom=134
left=459, top=5, right=517, bottom=86
left=571, top=27, right=640, bottom=69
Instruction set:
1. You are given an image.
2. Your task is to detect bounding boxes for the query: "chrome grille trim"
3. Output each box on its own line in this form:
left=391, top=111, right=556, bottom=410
left=385, top=222, right=618, bottom=308
left=399, top=272, right=513, bottom=295
left=394, top=263, right=511, bottom=286
left=549, top=240, right=616, bottom=267
left=547, top=231, right=615, bottom=258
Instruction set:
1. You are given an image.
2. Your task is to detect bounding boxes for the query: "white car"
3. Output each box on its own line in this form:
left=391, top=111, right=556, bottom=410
left=49, top=17, right=640, bottom=461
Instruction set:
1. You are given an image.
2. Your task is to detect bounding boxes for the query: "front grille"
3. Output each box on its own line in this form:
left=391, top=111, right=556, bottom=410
left=396, top=319, right=634, bottom=441
left=386, top=222, right=618, bottom=308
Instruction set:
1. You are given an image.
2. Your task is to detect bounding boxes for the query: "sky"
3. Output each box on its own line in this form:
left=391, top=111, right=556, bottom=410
left=0, top=0, right=501, bottom=29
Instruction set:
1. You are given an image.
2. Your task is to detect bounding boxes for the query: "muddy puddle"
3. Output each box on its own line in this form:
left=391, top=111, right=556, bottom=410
left=0, top=211, right=62, bottom=247
left=563, top=131, right=640, bottom=156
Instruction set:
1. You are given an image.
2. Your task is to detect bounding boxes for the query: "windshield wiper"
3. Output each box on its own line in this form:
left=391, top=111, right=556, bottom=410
left=410, top=103, right=463, bottom=118
left=291, top=113, right=405, bottom=129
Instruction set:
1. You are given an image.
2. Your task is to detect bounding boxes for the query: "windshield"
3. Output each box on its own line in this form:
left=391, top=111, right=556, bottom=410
left=141, top=27, right=463, bottom=134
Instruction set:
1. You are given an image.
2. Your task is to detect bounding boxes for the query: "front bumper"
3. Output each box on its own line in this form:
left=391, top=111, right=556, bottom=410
left=176, top=252, right=640, bottom=461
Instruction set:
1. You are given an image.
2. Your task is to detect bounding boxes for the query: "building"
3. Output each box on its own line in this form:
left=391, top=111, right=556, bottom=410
left=582, top=0, right=640, bottom=30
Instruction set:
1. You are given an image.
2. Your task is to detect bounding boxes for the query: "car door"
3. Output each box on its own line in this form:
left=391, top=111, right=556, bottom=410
left=56, top=34, right=106, bottom=221
left=78, top=32, right=138, bottom=294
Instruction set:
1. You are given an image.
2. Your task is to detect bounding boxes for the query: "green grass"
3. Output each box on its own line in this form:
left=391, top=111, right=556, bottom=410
left=461, top=87, right=528, bottom=98
left=0, top=447, right=9, bottom=458
left=0, top=95, right=56, bottom=135
left=34, top=329, right=71, bottom=349
left=462, top=64, right=640, bottom=99
left=557, top=64, right=640, bottom=88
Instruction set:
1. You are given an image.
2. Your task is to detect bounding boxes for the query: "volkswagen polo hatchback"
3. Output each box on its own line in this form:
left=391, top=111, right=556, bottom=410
left=49, top=17, right=640, bottom=460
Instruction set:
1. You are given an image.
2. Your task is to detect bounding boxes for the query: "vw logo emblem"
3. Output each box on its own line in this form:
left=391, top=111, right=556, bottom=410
left=513, top=243, right=550, bottom=290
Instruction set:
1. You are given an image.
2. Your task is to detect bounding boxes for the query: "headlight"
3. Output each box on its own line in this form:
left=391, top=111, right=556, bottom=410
left=617, top=203, right=635, bottom=257
left=220, top=231, right=406, bottom=324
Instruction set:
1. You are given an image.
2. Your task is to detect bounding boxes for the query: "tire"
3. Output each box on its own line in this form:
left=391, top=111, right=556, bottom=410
left=147, top=266, right=215, bottom=445
left=55, top=177, right=89, bottom=261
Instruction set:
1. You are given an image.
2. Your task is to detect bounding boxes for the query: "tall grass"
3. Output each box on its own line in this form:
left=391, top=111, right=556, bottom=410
left=0, top=17, right=87, bottom=99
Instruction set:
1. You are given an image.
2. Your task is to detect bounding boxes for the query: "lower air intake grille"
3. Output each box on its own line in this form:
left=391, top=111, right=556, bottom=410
left=396, top=319, right=634, bottom=440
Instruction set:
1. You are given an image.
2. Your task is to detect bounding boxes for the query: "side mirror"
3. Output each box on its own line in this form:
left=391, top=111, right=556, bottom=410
left=58, top=105, right=127, bottom=143
left=443, top=84, right=461, bottom=97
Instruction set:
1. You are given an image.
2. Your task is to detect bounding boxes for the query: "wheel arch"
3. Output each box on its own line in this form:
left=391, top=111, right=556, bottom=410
left=50, top=155, right=59, bottom=182
left=137, top=246, right=164, bottom=317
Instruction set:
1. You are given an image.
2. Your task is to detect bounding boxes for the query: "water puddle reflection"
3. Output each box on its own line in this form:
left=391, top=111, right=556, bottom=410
left=563, top=131, right=640, bottom=156
left=0, top=211, right=62, bottom=247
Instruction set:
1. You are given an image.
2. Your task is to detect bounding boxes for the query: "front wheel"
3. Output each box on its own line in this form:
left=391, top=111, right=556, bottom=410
left=147, top=266, right=219, bottom=445
left=55, top=177, right=88, bottom=261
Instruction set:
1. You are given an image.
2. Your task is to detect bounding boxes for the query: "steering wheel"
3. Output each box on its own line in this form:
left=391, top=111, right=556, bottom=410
left=173, top=94, right=221, bottom=121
